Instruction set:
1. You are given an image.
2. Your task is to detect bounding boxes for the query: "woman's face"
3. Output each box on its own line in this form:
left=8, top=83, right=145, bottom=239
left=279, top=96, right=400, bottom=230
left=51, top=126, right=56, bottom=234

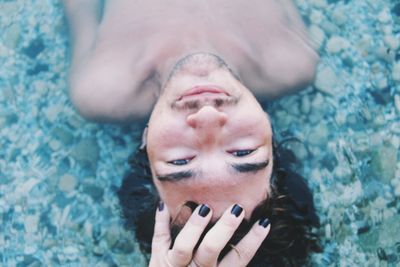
left=146, top=54, right=273, bottom=223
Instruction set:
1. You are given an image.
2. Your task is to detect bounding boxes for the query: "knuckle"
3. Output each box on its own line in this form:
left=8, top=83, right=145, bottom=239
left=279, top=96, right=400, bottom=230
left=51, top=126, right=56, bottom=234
left=152, top=231, right=171, bottom=242
left=201, top=242, right=219, bottom=255
left=173, top=245, right=192, bottom=262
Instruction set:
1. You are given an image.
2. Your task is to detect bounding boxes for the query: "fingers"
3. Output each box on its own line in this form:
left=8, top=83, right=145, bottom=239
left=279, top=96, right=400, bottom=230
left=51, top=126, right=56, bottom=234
left=151, top=202, right=172, bottom=254
left=220, top=218, right=271, bottom=267
left=168, top=204, right=213, bottom=267
left=193, top=204, right=245, bottom=266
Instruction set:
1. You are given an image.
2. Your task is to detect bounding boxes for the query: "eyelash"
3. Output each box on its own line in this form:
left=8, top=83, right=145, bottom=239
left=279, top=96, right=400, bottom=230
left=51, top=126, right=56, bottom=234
left=230, top=149, right=255, bottom=157
left=168, top=149, right=255, bottom=165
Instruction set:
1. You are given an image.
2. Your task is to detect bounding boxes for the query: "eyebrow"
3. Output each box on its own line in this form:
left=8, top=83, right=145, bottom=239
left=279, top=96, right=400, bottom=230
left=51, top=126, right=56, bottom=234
left=156, top=170, right=195, bottom=182
left=231, top=160, right=270, bottom=173
left=155, top=159, right=269, bottom=182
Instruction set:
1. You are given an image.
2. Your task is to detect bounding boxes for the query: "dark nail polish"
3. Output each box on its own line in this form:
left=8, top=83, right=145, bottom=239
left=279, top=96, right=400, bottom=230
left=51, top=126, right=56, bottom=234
left=231, top=204, right=243, bottom=217
left=259, top=218, right=270, bottom=228
left=198, top=204, right=210, bottom=217
left=158, top=201, right=164, bottom=211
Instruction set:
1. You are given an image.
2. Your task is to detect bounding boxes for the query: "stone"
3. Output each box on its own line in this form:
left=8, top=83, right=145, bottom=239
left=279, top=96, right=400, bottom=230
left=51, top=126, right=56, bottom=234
left=51, top=126, right=74, bottom=145
left=395, top=95, right=400, bottom=113
left=392, top=62, right=400, bottom=81
left=309, top=25, right=325, bottom=49
left=70, top=138, right=100, bottom=171
left=308, top=123, right=329, bottom=145
left=64, top=246, right=79, bottom=261
left=378, top=9, right=391, bottom=23
left=24, top=214, right=40, bottom=234
left=370, top=142, right=397, bottom=183
left=58, top=174, right=77, bottom=193
left=384, top=35, right=400, bottom=51
left=315, top=67, right=338, bottom=95
left=3, top=23, right=21, bottom=49
left=300, top=96, right=311, bottom=114
left=82, top=183, right=104, bottom=202
left=326, top=36, right=350, bottom=54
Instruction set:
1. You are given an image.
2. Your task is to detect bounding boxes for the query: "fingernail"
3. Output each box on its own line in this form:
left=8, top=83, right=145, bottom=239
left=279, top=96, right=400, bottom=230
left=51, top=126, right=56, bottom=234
left=158, top=201, right=164, bottom=211
left=198, top=204, right=210, bottom=217
left=231, top=204, right=243, bottom=217
left=259, top=218, right=270, bottom=228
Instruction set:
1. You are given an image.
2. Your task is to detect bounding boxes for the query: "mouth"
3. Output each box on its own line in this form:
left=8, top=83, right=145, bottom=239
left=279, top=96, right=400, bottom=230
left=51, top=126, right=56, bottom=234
left=178, top=85, right=230, bottom=100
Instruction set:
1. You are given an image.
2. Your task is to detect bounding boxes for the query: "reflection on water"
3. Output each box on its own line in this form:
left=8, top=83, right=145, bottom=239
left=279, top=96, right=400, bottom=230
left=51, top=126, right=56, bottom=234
left=0, top=0, right=399, bottom=266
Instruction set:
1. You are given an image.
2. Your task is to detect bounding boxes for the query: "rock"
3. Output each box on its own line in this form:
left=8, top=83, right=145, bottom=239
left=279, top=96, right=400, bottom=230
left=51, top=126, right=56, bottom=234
left=82, top=183, right=104, bottom=201
left=370, top=142, right=397, bottom=183
left=378, top=9, right=391, bottom=23
left=3, top=23, right=21, bottom=49
left=300, top=96, right=311, bottom=114
left=392, top=62, right=400, bottom=82
left=64, top=246, right=79, bottom=261
left=309, top=25, right=325, bottom=49
left=51, top=126, right=74, bottom=145
left=331, top=6, right=347, bottom=25
left=394, top=184, right=400, bottom=197
left=24, top=214, right=40, bottom=233
left=308, top=123, right=329, bottom=145
left=384, top=35, right=400, bottom=51
left=310, top=10, right=324, bottom=24
left=315, top=67, right=338, bottom=95
left=326, top=36, right=350, bottom=54
left=45, top=105, right=62, bottom=123
left=58, top=174, right=77, bottom=193
left=70, top=138, right=100, bottom=171
left=394, top=95, right=400, bottom=113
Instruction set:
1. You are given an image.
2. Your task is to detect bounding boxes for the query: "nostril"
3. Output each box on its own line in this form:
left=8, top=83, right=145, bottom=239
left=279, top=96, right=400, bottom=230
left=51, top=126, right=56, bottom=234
left=186, top=107, right=228, bottom=128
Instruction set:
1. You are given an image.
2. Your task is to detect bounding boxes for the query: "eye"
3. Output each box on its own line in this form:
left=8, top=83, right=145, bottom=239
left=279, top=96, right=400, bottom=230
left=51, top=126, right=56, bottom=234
left=167, top=158, right=192, bottom=166
left=230, top=149, right=255, bottom=157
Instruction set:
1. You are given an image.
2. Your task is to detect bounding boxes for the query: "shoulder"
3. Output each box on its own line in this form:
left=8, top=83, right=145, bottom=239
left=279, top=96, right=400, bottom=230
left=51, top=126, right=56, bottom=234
left=68, top=42, right=158, bottom=122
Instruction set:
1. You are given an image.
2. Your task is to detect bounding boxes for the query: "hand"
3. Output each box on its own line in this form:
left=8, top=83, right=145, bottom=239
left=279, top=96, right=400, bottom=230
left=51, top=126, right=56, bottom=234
left=149, top=203, right=271, bottom=267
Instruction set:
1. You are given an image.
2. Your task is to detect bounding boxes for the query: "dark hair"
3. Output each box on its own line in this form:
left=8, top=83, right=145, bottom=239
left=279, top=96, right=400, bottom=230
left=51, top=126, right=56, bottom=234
left=118, top=138, right=321, bottom=266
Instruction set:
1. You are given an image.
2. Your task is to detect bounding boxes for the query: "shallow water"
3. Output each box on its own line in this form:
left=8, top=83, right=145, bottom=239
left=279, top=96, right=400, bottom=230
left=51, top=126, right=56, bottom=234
left=0, top=0, right=399, bottom=266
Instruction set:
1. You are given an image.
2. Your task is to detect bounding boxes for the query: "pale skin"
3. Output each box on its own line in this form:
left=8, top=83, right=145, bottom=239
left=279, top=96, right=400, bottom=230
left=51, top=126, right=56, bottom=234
left=63, top=0, right=318, bottom=265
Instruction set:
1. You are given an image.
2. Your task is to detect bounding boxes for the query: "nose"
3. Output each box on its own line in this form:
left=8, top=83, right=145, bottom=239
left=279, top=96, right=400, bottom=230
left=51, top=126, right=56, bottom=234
left=186, top=106, right=228, bottom=142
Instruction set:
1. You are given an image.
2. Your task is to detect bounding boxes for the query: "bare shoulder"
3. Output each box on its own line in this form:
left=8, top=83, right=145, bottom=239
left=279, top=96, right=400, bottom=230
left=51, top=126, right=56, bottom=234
left=68, top=39, right=156, bottom=122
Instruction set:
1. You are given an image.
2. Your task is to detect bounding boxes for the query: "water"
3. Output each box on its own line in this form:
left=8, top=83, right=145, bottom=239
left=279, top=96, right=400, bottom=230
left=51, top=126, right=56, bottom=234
left=0, top=0, right=399, bottom=266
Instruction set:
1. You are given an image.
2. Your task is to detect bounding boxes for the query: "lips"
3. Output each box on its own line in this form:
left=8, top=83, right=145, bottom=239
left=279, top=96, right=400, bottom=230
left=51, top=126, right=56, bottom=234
left=179, top=85, right=229, bottom=100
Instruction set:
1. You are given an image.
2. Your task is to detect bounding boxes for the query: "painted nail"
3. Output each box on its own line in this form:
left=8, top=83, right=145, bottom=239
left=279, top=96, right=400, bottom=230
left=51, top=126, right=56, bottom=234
left=259, top=218, right=270, bottom=228
left=198, top=204, right=210, bottom=217
left=231, top=204, right=243, bottom=217
left=158, top=201, right=164, bottom=211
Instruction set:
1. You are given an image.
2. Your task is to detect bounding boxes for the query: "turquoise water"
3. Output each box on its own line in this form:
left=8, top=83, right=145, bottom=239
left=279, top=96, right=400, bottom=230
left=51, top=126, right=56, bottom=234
left=0, top=0, right=399, bottom=266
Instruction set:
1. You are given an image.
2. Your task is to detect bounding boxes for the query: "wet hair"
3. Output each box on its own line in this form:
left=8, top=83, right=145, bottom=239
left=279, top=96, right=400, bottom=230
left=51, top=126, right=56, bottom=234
left=118, top=137, right=321, bottom=266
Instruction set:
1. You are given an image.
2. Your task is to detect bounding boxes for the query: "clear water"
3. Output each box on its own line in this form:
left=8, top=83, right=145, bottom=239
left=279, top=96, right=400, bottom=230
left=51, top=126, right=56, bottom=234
left=0, top=0, right=399, bottom=266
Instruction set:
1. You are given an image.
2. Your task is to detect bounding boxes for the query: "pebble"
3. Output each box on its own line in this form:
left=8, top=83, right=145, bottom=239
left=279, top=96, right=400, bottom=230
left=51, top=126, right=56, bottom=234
left=370, top=142, right=397, bottom=183
left=64, top=246, right=79, bottom=261
left=394, top=184, right=400, bottom=197
left=394, top=94, right=400, bottom=113
left=384, top=35, right=400, bottom=50
left=310, top=9, right=325, bottom=24
left=392, top=62, right=400, bottom=81
left=58, top=174, right=77, bottom=193
left=326, top=36, right=351, bottom=54
left=24, top=214, right=40, bottom=233
left=3, top=24, right=21, bottom=49
left=378, top=9, right=391, bottom=23
left=315, top=66, right=338, bottom=95
left=309, top=25, right=325, bottom=49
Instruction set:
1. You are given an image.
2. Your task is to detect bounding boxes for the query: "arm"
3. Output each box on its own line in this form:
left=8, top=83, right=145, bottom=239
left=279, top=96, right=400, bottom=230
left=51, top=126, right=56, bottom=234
left=62, top=0, right=102, bottom=62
